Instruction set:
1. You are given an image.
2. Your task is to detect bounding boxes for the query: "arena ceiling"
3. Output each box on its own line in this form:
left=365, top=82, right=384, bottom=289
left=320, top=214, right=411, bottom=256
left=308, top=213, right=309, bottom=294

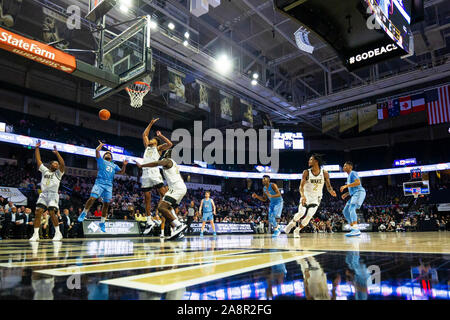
left=9, top=0, right=450, bottom=139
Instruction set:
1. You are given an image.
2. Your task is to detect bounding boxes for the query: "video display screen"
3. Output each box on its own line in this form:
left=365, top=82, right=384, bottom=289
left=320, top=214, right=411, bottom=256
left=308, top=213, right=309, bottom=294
left=367, top=0, right=413, bottom=54
left=273, top=132, right=304, bottom=150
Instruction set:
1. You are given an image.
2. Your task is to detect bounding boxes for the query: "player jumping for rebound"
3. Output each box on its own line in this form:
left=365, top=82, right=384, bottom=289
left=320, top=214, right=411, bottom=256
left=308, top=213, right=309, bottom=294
left=30, top=141, right=65, bottom=242
left=340, top=161, right=366, bottom=237
left=78, top=141, right=128, bottom=232
left=252, top=175, right=283, bottom=238
left=199, top=191, right=217, bottom=237
left=284, top=154, right=336, bottom=237
left=136, top=149, right=187, bottom=240
left=141, top=118, right=173, bottom=235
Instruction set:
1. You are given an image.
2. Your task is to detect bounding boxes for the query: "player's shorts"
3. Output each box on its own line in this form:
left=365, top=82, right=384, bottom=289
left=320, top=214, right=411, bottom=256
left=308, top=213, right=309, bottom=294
left=162, top=185, right=187, bottom=207
left=90, top=183, right=113, bottom=203
left=268, top=200, right=283, bottom=219
left=36, top=192, right=59, bottom=211
left=349, top=190, right=366, bottom=209
left=202, top=211, right=214, bottom=222
left=302, top=194, right=322, bottom=207
left=141, top=175, right=164, bottom=192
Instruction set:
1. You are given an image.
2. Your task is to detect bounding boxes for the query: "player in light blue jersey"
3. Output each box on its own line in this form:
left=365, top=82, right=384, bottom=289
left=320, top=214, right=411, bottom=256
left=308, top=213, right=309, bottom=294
left=78, top=140, right=128, bottom=232
left=252, top=175, right=284, bottom=237
left=340, top=161, right=366, bottom=237
left=199, top=191, right=216, bottom=237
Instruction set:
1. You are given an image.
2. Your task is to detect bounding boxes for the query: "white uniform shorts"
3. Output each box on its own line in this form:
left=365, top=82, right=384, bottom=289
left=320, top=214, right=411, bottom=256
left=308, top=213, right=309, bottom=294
left=163, top=185, right=187, bottom=207
left=36, top=192, right=60, bottom=210
left=141, top=174, right=164, bottom=191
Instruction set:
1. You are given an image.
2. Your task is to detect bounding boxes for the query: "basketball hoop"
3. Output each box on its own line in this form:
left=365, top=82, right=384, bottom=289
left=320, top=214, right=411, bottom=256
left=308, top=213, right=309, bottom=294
left=126, top=81, right=150, bottom=108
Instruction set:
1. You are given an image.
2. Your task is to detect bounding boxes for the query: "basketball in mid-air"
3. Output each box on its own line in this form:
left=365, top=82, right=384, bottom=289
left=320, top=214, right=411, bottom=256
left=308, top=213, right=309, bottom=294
left=99, top=109, right=110, bottom=121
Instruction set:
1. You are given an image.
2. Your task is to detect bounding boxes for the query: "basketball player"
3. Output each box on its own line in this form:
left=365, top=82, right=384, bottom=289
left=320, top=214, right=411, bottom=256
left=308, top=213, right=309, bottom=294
left=340, top=161, right=366, bottom=237
left=252, top=175, right=283, bottom=237
left=284, top=154, right=337, bottom=237
left=199, top=191, right=216, bottom=237
left=136, top=149, right=187, bottom=240
left=29, top=141, right=65, bottom=242
left=141, top=118, right=173, bottom=235
left=78, top=140, right=128, bottom=232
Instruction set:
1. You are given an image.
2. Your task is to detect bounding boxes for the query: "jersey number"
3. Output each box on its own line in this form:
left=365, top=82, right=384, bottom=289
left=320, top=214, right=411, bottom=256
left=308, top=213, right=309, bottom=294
left=106, top=166, right=113, bottom=172
left=313, top=184, right=319, bottom=191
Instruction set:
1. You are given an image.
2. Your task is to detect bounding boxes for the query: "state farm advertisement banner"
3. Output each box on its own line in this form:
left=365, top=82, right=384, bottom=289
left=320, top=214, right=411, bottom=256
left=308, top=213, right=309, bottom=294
left=0, top=27, right=76, bottom=73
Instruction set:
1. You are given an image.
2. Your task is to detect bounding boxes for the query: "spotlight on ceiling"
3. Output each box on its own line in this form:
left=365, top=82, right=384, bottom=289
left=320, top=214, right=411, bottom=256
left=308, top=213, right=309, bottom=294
left=251, top=79, right=257, bottom=86
left=168, top=22, right=175, bottom=30
left=183, top=40, right=189, bottom=46
left=252, top=73, right=259, bottom=80
left=215, top=54, right=232, bottom=75
left=184, top=32, right=190, bottom=39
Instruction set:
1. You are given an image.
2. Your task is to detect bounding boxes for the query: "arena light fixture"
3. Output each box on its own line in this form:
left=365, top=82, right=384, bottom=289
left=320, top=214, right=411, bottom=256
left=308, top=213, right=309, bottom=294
left=168, top=22, right=175, bottom=30
left=251, top=79, right=257, bottom=86
left=184, top=32, right=190, bottom=39
left=149, top=20, right=157, bottom=30
left=252, top=73, right=259, bottom=80
left=119, top=0, right=131, bottom=13
left=183, top=40, right=189, bottom=47
left=215, top=54, right=232, bottom=75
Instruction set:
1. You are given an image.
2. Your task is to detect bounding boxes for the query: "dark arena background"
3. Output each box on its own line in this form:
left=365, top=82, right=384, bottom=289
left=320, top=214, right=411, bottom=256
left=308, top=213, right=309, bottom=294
left=0, top=0, right=449, bottom=308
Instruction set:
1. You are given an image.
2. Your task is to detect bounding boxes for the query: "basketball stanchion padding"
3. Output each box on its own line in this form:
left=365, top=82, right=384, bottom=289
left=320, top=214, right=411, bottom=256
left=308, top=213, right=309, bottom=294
left=126, top=81, right=151, bottom=108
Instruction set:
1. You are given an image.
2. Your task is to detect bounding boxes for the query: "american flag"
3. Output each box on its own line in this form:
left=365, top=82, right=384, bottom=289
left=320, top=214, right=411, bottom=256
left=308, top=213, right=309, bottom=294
left=426, top=85, right=450, bottom=125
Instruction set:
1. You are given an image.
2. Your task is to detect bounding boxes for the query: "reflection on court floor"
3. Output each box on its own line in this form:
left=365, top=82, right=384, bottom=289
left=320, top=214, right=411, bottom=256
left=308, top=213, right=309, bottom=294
left=0, top=233, right=449, bottom=300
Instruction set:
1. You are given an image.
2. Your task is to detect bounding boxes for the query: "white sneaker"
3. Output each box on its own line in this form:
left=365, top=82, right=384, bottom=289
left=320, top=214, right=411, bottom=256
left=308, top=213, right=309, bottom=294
left=29, top=233, right=39, bottom=242
left=143, top=222, right=155, bottom=235
left=293, top=228, right=301, bottom=238
left=168, top=224, right=187, bottom=240
left=52, top=232, right=63, bottom=241
left=153, top=219, right=161, bottom=227
left=284, top=221, right=296, bottom=234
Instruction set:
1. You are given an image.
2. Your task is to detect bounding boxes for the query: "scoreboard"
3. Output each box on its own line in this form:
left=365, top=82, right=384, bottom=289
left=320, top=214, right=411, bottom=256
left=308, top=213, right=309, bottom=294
left=410, top=168, right=422, bottom=180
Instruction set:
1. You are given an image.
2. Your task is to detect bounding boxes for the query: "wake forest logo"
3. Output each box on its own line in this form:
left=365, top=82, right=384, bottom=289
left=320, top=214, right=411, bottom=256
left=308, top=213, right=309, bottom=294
left=310, top=178, right=322, bottom=184
left=36, top=249, right=324, bottom=293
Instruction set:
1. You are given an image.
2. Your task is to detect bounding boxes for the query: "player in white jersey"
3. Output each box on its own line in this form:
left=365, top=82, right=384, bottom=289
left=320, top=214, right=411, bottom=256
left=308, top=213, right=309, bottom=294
left=29, top=141, right=65, bottom=242
left=136, top=149, right=187, bottom=240
left=284, top=154, right=336, bottom=237
left=141, top=118, right=173, bottom=235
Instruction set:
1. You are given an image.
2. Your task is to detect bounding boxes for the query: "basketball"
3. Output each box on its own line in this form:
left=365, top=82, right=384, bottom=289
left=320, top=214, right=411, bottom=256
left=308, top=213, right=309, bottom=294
left=99, top=109, right=110, bottom=120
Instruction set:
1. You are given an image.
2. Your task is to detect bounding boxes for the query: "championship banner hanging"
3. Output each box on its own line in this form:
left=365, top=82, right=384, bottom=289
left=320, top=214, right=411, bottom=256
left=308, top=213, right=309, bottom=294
left=241, top=99, right=253, bottom=127
left=322, top=113, right=338, bottom=133
left=339, top=109, right=358, bottom=132
left=220, top=90, right=233, bottom=121
left=358, top=104, right=378, bottom=132
left=196, top=79, right=211, bottom=112
left=168, top=67, right=186, bottom=102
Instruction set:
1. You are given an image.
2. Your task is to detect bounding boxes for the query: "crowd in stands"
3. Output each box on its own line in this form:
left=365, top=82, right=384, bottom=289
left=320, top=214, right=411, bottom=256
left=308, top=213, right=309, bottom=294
left=0, top=162, right=448, bottom=239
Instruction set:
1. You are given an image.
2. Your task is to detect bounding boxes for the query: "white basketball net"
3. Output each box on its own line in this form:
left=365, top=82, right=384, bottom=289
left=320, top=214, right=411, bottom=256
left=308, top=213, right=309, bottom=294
left=126, top=81, right=151, bottom=108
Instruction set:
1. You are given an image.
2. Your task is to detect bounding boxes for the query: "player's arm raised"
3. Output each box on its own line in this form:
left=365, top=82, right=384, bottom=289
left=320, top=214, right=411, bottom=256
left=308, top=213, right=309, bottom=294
left=299, top=170, right=308, bottom=205
left=118, top=160, right=128, bottom=175
left=35, top=140, right=42, bottom=168
left=96, top=140, right=105, bottom=159
left=52, top=145, right=65, bottom=173
left=156, top=131, right=173, bottom=153
left=142, top=118, right=159, bottom=147
left=323, top=170, right=336, bottom=197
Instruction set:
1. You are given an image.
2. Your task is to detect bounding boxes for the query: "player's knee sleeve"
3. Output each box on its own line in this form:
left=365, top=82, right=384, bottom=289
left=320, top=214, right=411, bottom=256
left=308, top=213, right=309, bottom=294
left=349, top=204, right=358, bottom=223
left=301, top=205, right=318, bottom=227
left=294, top=205, right=307, bottom=222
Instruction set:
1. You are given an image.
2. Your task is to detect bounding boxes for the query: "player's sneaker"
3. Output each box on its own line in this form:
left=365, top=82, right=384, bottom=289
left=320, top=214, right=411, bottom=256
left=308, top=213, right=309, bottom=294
left=99, top=222, right=106, bottom=233
left=345, top=229, right=361, bottom=237
left=167, top=224, right=187, bottom=240
left=29, top=233, right=39, bottom=242
left=52, top=232, right=63, bottom=241
left=143, top=222, right=155, bottom=235
left=153, top=219, right=161, bottom=227
left=293, top=228, right=301, bottom=238
left=78, top=211, right=87, bottom=222
left=284, top=221, right=296, bottom=234
left=272, top=227, right=281, bottom=238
